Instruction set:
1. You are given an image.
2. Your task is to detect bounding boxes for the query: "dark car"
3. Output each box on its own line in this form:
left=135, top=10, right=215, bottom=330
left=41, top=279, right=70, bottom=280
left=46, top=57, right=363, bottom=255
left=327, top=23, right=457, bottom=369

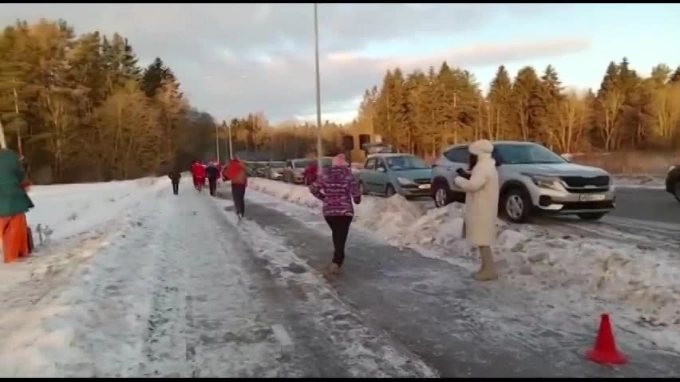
left=666, top=164, right=680, bottom=202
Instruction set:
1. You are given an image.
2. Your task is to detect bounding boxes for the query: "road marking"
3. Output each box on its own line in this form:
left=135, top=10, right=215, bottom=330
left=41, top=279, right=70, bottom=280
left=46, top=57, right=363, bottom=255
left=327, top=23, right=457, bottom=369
left=271, top=324, right=294, bottom=347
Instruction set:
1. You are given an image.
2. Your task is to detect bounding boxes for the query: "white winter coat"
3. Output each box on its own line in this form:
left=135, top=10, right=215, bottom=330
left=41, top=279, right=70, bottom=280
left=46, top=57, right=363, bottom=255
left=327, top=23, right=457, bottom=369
left=453, top=140, right=499, bottom=247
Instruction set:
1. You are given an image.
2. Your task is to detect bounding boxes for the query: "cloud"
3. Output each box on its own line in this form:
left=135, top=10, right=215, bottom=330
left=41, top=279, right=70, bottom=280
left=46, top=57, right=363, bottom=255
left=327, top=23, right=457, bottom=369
left=0, top=4, right=588, bottom=122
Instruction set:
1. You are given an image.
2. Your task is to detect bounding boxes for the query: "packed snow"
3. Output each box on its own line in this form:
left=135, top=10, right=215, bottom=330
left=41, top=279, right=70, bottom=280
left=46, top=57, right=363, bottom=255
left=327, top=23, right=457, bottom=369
left=247, top=177, right=680, bottom=353
left=0, top=177, right=436, bottom=377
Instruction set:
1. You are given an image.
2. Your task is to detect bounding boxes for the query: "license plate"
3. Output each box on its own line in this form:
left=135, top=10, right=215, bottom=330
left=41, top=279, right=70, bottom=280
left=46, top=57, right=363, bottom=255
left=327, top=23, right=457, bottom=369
left=579, top=194, right=605, bottom=202
left=418, top=184, right=431, bottom=190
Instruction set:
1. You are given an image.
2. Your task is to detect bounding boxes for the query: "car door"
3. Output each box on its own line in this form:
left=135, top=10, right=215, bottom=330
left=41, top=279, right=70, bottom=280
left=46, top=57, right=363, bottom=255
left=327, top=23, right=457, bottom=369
left=374, top=158, right=390, bottom=192
left=442, top=146, right=469, bottom=191
left=362, top=158, right=377, bottom=193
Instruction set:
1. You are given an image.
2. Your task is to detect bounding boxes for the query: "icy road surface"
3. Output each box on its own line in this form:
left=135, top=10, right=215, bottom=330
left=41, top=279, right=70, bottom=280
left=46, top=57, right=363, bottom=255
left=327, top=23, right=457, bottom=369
left=0, top=178, right=435, bottom=378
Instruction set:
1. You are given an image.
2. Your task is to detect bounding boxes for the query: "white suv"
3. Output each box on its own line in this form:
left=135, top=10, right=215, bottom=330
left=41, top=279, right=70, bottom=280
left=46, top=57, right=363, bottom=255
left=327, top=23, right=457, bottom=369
left=430, top=141, right=616, bottom=223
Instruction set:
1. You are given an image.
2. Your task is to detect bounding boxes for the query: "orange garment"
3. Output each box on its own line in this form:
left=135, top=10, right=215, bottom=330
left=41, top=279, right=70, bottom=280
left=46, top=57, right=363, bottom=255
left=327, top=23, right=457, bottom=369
left=1, top=214, right=29, bottom=264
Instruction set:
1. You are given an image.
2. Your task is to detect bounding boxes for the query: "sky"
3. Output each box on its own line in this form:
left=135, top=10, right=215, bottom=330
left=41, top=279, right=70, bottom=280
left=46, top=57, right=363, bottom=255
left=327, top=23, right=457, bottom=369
left=0, top=3, right=679, bottom=124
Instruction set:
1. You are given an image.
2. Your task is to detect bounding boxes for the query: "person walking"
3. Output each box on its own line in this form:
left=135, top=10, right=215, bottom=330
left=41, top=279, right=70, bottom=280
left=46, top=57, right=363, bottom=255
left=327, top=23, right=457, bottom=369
left=303, top=157, right=319, bottom=185
left=225, top=157, right=248, bottom=219
left=309, top=154, right=360, bottom=277
left=453, top=139, right=500, bottom=281
left=0, top=147, right=34, bottom=264
left=168, top=166, right=181, bottom=195
left=206, top=162, right=220, bottom=196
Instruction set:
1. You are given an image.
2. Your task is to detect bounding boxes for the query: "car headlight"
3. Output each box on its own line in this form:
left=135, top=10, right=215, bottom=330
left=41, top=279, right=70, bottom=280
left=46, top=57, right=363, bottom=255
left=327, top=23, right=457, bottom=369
left=522, top=173, right=560, bottom=188
left=397, top=177, right=416, bottom=186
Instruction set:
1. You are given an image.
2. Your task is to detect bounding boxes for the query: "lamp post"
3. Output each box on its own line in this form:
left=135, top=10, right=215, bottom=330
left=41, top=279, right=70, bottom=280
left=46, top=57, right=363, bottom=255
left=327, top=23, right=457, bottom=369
left=214, top=122, right=220, bottom=164
left=228, top=121, right=233, bottom=160
left=313, top=3, right=323, bottom=172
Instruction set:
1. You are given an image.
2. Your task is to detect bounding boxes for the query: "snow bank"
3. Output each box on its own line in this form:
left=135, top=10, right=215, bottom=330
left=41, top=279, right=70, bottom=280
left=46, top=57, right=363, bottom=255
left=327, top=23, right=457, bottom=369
left=26, top=177, right=167, bottom=243
left=247, top=178, right=680, bottom=351
left=0, top=177, right=167, bottom=339
left=613, top=174, right=666, bottom=189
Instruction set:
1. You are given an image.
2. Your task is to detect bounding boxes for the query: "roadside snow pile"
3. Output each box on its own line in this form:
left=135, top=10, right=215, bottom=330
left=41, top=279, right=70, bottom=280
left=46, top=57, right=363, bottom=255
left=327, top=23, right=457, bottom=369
left=614, top=174, right=666, bottom=189
left=248, top=178, right=680, bottom=339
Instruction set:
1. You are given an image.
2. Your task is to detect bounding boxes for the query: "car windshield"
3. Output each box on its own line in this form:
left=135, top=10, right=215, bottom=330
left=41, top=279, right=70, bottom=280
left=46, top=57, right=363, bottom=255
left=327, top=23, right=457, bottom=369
left=320, top=157, right=332, bottom=167
left=495, top=144, right=566, bottom=164
left=385, top=155, right=429, bottom=170
left=269, top=162, right=284, bottom=168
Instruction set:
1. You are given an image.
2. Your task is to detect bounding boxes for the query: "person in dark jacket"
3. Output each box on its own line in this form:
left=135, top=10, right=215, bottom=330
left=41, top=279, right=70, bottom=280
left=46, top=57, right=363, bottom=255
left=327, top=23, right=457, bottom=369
left=168, top=166, right=181, bottom=195
left=206, top=162, right=220, bottom=196
left=0, top=148, right=34, bottom=263
left=309, top=154, right=360, bottom=277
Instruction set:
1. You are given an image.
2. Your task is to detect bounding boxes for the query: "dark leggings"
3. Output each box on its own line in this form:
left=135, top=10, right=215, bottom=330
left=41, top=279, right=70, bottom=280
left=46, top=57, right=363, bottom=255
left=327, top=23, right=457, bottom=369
left=324, top=215, right=353, bottom=267
left=208, top=177, right=217, bottom=195
left=231, top=184, right=246, bottom=216
left=171, top=181, right=179, bottom=194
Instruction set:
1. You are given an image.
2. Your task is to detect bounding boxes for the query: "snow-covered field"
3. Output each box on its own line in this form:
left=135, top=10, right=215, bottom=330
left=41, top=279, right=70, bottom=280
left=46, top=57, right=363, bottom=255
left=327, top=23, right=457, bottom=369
left=247, top=178, right=680, bottom=354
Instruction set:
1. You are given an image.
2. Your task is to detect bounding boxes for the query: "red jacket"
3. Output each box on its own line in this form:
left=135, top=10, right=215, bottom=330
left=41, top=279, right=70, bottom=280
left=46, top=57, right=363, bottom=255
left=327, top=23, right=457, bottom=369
left=225, top=159, right=248, bottom=186
left=303, top=162, right=319, bottom=184
left=191, top=162, right=206, bottom=179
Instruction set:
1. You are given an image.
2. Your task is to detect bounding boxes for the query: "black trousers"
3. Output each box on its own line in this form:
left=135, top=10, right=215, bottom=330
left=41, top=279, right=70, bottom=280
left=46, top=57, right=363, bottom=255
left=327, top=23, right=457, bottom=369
left=231, top=184, right=246, bottom=216
left=324, top=215, right=353, bottom=267
left=171, top=181, right=179, bottom=195
left=208, top=177, right=217, bottom=195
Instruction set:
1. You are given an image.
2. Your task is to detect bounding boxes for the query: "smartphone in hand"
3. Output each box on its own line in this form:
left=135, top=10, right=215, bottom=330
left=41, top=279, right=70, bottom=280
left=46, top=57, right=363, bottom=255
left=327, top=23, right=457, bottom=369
left=456, top=168, right=471, bottom=180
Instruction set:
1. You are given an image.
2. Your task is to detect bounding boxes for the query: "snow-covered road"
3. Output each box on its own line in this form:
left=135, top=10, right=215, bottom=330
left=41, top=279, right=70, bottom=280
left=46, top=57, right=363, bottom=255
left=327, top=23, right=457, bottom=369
left=0, top=179, right=435, bottom=378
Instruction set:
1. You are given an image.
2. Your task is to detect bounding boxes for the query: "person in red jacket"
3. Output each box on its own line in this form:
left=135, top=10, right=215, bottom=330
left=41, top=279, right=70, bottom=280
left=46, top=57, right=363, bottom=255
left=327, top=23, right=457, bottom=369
left=303, top=160, right=319, bottom=185
left=225, top=157, right=248, bottom=219
left=190, top=160, right=206, bottom=191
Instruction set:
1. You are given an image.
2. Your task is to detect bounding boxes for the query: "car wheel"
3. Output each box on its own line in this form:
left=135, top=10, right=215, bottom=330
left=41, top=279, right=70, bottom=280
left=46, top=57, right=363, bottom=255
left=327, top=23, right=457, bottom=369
left=433, top=182, right=451, bottom=208
left=358, top=181, right=367, bottom=195
left=501, top=187, right=533, bottom=223
left=674, top=180, right=680, bottom=202
left=578, top=212, right=607, bottom=221
left=385, top=184, right=396, bottom=198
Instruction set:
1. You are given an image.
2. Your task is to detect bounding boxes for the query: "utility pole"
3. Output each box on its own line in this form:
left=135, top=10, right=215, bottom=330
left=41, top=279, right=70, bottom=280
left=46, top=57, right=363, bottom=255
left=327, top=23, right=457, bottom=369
left=313, top=3, right=323, bottom=172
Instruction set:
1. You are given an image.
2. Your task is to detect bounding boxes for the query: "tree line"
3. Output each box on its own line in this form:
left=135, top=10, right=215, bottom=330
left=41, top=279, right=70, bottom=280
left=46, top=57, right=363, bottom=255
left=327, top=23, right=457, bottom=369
left=0, top=19, right=351, bottom=183
left=352, top=59, right=680, bottom=158
left=3, top=18, right=678, bottom=185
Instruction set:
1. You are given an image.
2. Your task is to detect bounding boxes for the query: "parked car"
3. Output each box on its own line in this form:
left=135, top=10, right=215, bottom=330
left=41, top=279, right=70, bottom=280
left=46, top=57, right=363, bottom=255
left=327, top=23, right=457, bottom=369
left=267, top=161, right=285, bottom=181
left=251, top=161, right=268, bottom=178
left=355, top=153, right=432, bottom=198
left=431, top=141, right=616, bottom=223
left=666, top=164, right=680, bottom=202
left=283, top=157, right=332, bottom=184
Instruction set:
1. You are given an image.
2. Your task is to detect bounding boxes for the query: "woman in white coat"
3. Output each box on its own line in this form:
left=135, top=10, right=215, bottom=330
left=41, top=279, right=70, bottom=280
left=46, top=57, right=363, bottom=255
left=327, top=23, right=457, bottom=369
left=454, top=139, right=500, bottom=281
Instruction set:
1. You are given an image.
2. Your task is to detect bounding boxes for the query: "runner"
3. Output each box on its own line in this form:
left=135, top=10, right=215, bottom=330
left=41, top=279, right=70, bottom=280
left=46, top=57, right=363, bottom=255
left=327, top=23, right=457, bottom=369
left=225, top=157, right=248, bottom=220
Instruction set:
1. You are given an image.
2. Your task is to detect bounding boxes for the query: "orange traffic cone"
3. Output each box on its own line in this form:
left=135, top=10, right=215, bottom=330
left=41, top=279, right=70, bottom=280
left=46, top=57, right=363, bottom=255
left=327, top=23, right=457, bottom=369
left=586, top=314, right=627, bottom=365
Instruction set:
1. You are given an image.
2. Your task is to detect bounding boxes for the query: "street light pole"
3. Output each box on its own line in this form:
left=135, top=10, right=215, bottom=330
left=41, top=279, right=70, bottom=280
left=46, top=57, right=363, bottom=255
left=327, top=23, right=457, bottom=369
left=313, top=3, right=323, bottom=173
left=0, top=119, right=7, bottom=149
left=228, top=121, right=233, bottom=160
left=214, top=122, right=220, bottom=164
